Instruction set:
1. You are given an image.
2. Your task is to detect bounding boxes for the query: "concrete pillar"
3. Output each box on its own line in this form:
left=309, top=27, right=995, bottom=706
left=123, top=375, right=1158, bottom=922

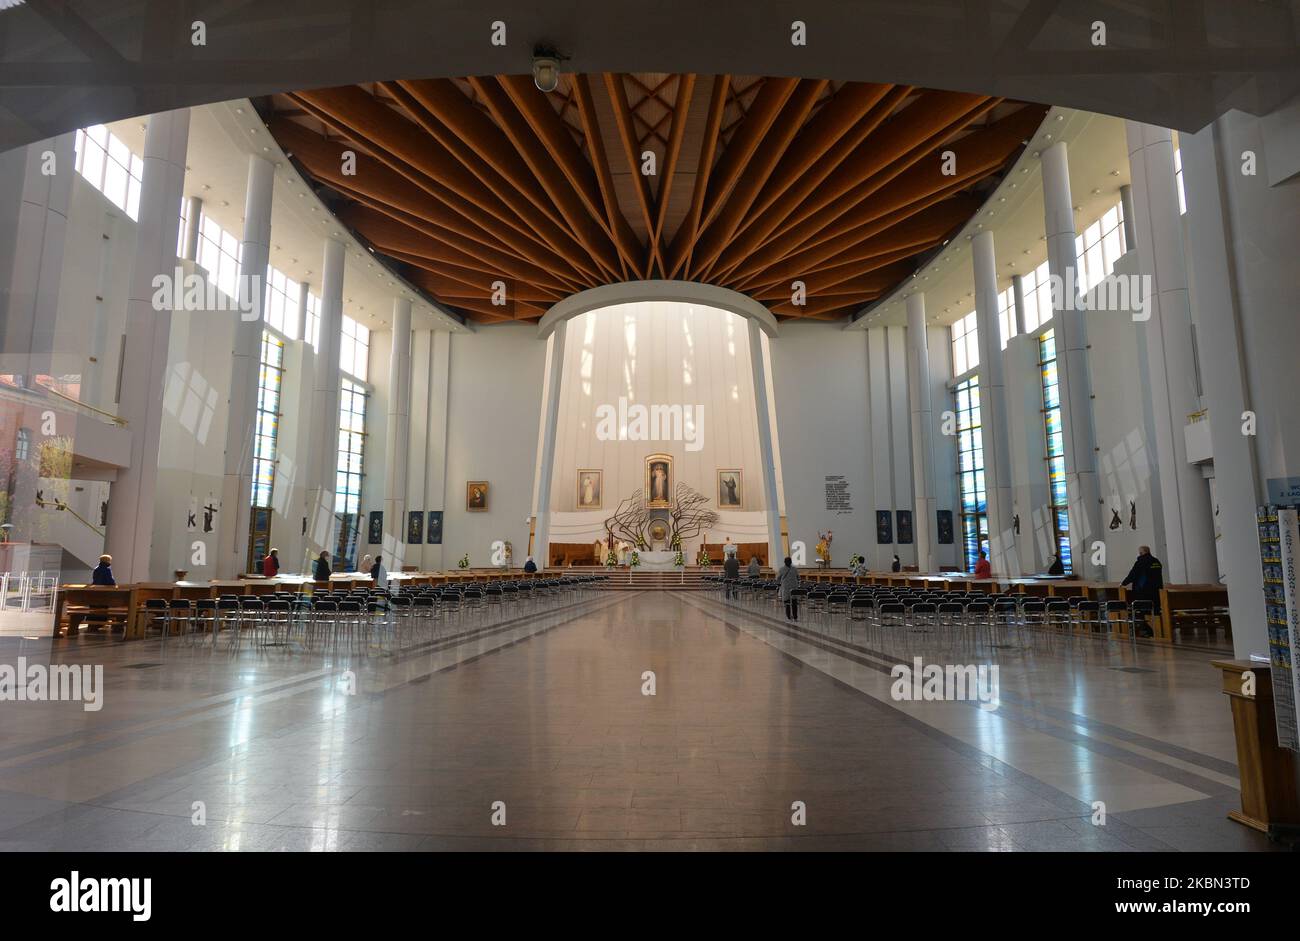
left=295, top=280, right=310, bottom=344
left=306, top=237, right=345, bottom=555
left=1042, top=140, right=1103, bottom=578
left=104, top=110, right=190, bottom=582
left=905, top=293, right=938, bottom=573
left=972, top=230, right=1019, bottom=575
left=382, top=297, right=412, bottom=570
left=1011, top=273, right=1028, bottom=337
left=0, top=133, right=75, bottom=388
left=1124, top=121, right=1217, bottom=584
left=423, top=330, right=451, bottom=571
left=747, top=318, right=784, bottom=569
left=866, top=326, right=895, bottom=571
left=531, top=325, right=567, bottom=568
left=217, top=154, right=274, bottom=577
left=182, top=194, right=202, bottom=263
left=1119, top=183, right=1137, bottom=252
left=1179, top=110, right=1299, bottom=661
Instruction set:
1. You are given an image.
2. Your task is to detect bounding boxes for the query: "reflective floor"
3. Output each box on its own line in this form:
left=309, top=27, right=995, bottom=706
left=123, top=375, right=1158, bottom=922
left=0, top=590, right=1279, bottom=851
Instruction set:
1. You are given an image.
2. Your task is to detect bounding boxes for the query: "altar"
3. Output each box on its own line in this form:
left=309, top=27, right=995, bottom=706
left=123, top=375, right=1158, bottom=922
left=637, top=550, right=682, bottom=571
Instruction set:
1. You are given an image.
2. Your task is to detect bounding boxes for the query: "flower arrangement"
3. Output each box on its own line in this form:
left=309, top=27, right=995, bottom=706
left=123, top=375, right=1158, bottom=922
left=630, top=551, right=641, bottom=568
left=457, top=553, right=469, bottom=569
left=670, top=532, right=682, bottom=552
left=673, top=550, right=685, bottom=567
left=849, top=553, right=863, bottom=568
left=696, top=548, right=712, bottom=567
left=605, top=549, right=618, bottom=568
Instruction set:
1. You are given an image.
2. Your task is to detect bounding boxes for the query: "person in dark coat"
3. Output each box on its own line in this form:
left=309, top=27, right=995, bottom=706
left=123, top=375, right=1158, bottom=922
left=313, top=551, right=331, bottom=582
left=777, top=557, right=800, bottom=621
left=91, top=554, right=116, bottom=586
left=523, top=556, right=538, bottom=574
left=723, top=553, right=741, bottom=599
left=891, top=554, right=902, bottom=573
left=1047, top=553, right=1065, bottom=576
left=1121, top=546, right=1164, bottom=636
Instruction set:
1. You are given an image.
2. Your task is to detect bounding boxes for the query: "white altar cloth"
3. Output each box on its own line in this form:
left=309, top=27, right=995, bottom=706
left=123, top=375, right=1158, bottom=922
left=636, top=550, right=683, bottom=571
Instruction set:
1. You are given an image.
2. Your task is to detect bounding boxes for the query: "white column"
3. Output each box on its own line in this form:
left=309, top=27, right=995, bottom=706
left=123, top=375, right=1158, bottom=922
left=1124, top=121, right=1217, bottom=584
left=972, top=230, right=1019, bottom=575
left=531, top=325, right=567, bottom=568
left=1042, top=140, right=1103, bottom=578
left=0, top=133, right=75, bottom=387
left=866, top=326, right=895, bottom=570
left=905, top=293, right=938, bottom=573
left=382, top=297, right=412, bottom=570
left=748, top=318, right=784, bottom=569
left=423, top=330, right=451, bottom=571
left=182, top=195, right=202, bottom=263
left=295, top=279, right=310, bottom=343
left=1119, top=183, right=1137, bottom=252
left=1011, top=273, right=1028, bottom=337
left=217, top=154, right=274, bottom=577
left=1185, top=119, right=1263, bottom=662
left=306, top=237, right=345, bottom=555
left=0, top=133, right=74, bottom=544
left=105, top=110, right=189, bottom=582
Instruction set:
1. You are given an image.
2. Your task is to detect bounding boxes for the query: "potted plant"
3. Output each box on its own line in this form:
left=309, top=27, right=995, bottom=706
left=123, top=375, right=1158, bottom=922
left=605, top=549, right=618, bottom=569
left=628, top=549, right=640, bottom=583
left=458, top=553, right=469, bottom=569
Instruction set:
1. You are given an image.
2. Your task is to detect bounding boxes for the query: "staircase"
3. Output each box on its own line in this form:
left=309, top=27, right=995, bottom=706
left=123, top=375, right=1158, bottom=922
left=587, top=568, right=721, bottom=591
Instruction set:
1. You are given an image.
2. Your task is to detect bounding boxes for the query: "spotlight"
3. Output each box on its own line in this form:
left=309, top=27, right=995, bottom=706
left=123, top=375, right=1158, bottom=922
left=532, top=45, right=564, bottom=93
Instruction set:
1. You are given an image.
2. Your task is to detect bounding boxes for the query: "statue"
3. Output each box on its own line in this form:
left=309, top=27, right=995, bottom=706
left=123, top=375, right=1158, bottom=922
left=815, top=530, right=833, bottom=568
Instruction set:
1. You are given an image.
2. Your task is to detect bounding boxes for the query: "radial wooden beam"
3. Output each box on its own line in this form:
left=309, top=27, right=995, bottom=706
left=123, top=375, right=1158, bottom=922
left=603, top=72, right=658, bottom=278
left=469, top=75, right=624, bottom=280
left=648, top=73, right=695, bottom=278
left=664, top=73, right=729, bottom=279
left=571, top=74, right=636, bottom=280
left=692, top=78, right=827, bottom=280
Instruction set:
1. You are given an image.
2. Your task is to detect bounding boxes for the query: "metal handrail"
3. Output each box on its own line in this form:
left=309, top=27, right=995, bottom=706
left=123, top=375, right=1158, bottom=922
left=33, top=382, right=128, bottom=427
left=34, top=497, right=106, bottom=537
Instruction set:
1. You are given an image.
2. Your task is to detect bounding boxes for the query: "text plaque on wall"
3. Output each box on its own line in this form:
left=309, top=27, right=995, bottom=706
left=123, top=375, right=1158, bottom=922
left=825, top=476, right=853, bottom=515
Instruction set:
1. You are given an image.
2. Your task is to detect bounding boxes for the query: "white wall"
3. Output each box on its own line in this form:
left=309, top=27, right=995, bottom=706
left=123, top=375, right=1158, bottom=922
left=771, top=321, right=874, bottom=565
left=925, top=325, right=959, bottom=570
left=546, top=302, right=768, bottom=554
left=441, top=323, right=544, bottom=567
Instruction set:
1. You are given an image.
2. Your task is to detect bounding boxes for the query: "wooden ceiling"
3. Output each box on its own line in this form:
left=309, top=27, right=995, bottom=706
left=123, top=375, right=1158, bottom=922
left=263, top=76, right=1045, bottom=324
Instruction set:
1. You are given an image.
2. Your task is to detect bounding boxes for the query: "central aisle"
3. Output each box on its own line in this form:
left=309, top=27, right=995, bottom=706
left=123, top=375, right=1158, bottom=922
left=0, top=592, right=1275, bottom=851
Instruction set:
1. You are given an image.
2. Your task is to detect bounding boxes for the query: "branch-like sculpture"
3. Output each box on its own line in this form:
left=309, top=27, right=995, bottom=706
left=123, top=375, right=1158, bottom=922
left=669, top=482, right=718, bottom=542
left=605, top=489, right=651, bottom=547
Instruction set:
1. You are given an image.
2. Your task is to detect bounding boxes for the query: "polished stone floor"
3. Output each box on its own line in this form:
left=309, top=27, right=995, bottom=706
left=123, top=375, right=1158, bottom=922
left=0, top=589, right=1280, bottom=851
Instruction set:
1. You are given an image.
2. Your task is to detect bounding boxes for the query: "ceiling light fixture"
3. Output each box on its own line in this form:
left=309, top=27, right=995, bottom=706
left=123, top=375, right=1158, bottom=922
left=532, top=45, right=566, bottom=93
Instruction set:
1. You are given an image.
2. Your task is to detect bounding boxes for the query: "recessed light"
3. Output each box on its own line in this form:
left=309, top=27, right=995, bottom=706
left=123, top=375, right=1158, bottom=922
left=1092, top=188, right=1101, bottom=195
left=1055, top=114, right=1064, bottom=121
left=1032, top=151, right=1041, bottom=159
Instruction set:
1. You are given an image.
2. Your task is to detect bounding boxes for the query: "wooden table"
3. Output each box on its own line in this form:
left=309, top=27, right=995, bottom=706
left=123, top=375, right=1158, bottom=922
left=52, top=585, right=133, bottom=638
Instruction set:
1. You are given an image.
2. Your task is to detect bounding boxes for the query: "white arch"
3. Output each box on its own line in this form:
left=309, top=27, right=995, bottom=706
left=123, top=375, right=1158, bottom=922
left=537, top=280, right=780, bottom=340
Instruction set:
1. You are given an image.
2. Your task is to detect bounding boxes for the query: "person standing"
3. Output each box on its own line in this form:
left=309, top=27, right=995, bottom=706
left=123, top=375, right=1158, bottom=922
left=313, top=551, right=331, bottom=582
left=777, top=556, right=800, bottom=621
left=1121, top=546, right=1164, bottom=637
left=369, top=554, right=387, bottom=589
left=747, top=556, right=760, bottom=578
left=1047, top=553, right=1065, bottom=576
left=262, top=547, right=280, bottom=578
left=723, top=552, right=740, bottom=599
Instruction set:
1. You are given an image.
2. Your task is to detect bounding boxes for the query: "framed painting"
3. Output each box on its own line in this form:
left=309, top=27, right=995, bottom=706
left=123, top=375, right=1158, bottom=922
left=576, top=469, right=602, bottom=510
left=716, top=469, right=743, bottom=509
left=937, top=510, right=954, bottom=545
left=875, top=510, right=894, bottom=544
left=407, top=510, right=424, bottom=545
left=427, top=511, right=443, bottom=545
left=367, top=510, right=383, bottom=545
left=644, top=454, right=673, bottom=508
left=896, top=509, right=914, bottom=545
left=466, top=481, right=489, bottom=512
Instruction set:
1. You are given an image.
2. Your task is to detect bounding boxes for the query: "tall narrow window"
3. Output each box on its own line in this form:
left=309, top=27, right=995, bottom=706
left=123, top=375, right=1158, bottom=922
left=1174, top=148, right=1187, bottom=215
left=950, top=310, right=979, bottom=377
left=263, top=266, right=302, bottom=340
left=335, top=378, right=368, bottom=569
left=340, top=315, right=370, bottom=381
left=954, top=376, right=987, bottom=572
left=303, top=292, right=321, bottom=351
left=247, top=331, right=284, bottom=570
left=74, top=125, right=144, bottom=219
left=1039, top=328, right=1071, bottom=572
left=997, top=286, right=1016, bottom=350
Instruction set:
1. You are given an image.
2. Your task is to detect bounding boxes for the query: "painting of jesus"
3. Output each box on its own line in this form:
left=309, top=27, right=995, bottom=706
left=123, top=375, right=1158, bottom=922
left=645, top=454, right=673, bottom=507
